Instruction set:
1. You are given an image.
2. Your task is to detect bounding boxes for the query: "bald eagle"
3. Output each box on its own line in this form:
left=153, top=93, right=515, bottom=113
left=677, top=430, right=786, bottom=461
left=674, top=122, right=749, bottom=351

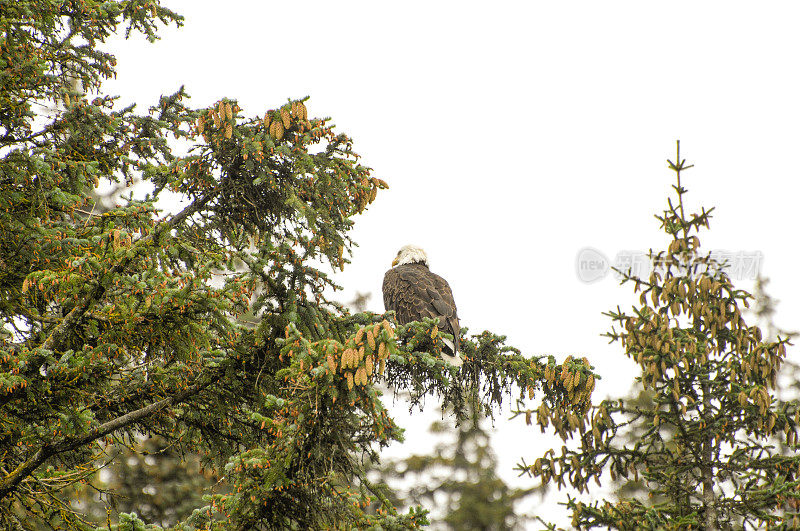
left=382, top=245, right=463, bottom=367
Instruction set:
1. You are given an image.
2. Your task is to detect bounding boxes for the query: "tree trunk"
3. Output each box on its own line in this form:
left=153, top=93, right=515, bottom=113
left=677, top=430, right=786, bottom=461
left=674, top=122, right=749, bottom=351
left=701, top=383, right=718, bottom=530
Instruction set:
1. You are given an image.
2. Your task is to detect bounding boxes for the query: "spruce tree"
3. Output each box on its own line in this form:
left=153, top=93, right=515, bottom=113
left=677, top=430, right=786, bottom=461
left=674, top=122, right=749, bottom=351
left=65, top=434, right=220, bottom=528
left=0, top=2, right=596, bottom=528
left=520, top=143, right=800, bottom=529
left=375, top=400, right=536, bottom=530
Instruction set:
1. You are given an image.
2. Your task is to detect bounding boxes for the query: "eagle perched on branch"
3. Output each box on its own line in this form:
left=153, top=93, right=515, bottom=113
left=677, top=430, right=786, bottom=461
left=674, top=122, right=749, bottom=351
left=382, top=245, right=463, bottom=367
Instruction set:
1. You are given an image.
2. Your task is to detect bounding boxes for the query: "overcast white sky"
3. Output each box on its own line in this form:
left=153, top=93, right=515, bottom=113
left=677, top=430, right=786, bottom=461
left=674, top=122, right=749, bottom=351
left=106, top=1, right=800, bottom=523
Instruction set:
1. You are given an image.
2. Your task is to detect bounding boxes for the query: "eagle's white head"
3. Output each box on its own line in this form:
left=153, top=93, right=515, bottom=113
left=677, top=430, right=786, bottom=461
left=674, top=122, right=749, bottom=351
left=392, top=244, right=429, bottom=267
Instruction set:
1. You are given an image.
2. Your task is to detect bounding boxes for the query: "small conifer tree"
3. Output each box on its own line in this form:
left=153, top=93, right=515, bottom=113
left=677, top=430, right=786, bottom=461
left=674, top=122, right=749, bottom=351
left=520, top=143, right=800, bottom=529
left=374, top=398, right=536, bottom=530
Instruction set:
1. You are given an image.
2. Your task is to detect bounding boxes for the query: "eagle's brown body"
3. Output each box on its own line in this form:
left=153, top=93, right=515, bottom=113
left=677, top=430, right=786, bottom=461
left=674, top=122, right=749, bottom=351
left=382, top=261, right=461, bottom=357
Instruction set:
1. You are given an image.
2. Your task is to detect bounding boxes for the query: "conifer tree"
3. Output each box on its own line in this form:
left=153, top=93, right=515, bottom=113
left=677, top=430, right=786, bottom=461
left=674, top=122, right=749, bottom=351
left=375, top=400, right=536, bottom=530
left=65, top=434, right=220, bottom=528
left=751, top=276, right=796, bottom=346
left=0, top=2, right=596, bottom=528
left=519, top=143, right=800, bottom=529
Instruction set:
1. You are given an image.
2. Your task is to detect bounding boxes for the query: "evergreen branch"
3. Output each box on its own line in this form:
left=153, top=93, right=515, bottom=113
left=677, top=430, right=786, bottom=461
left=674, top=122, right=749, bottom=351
left=0, top=190, right=220, bottom=411
left=0, top=367, right=219, bottom=501
left=39, top=188, right=215, bottom=354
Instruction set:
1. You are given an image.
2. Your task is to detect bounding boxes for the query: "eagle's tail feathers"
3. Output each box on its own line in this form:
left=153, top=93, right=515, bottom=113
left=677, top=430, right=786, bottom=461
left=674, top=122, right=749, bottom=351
left=442, top=337, right=455, bottom=353
left=440, top=347, right=463, bottom=367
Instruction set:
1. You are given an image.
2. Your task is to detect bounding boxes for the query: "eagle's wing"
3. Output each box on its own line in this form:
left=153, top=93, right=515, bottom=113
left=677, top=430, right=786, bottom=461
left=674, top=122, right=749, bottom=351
left=383, top=264, right=461, bottom=357
left=428, top=271, right=460, bottom=356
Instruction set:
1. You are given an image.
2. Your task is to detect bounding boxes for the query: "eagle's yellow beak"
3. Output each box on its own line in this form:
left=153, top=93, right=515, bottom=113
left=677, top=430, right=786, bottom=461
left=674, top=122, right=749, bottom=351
left=391, top=257, right=399, bottom=267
